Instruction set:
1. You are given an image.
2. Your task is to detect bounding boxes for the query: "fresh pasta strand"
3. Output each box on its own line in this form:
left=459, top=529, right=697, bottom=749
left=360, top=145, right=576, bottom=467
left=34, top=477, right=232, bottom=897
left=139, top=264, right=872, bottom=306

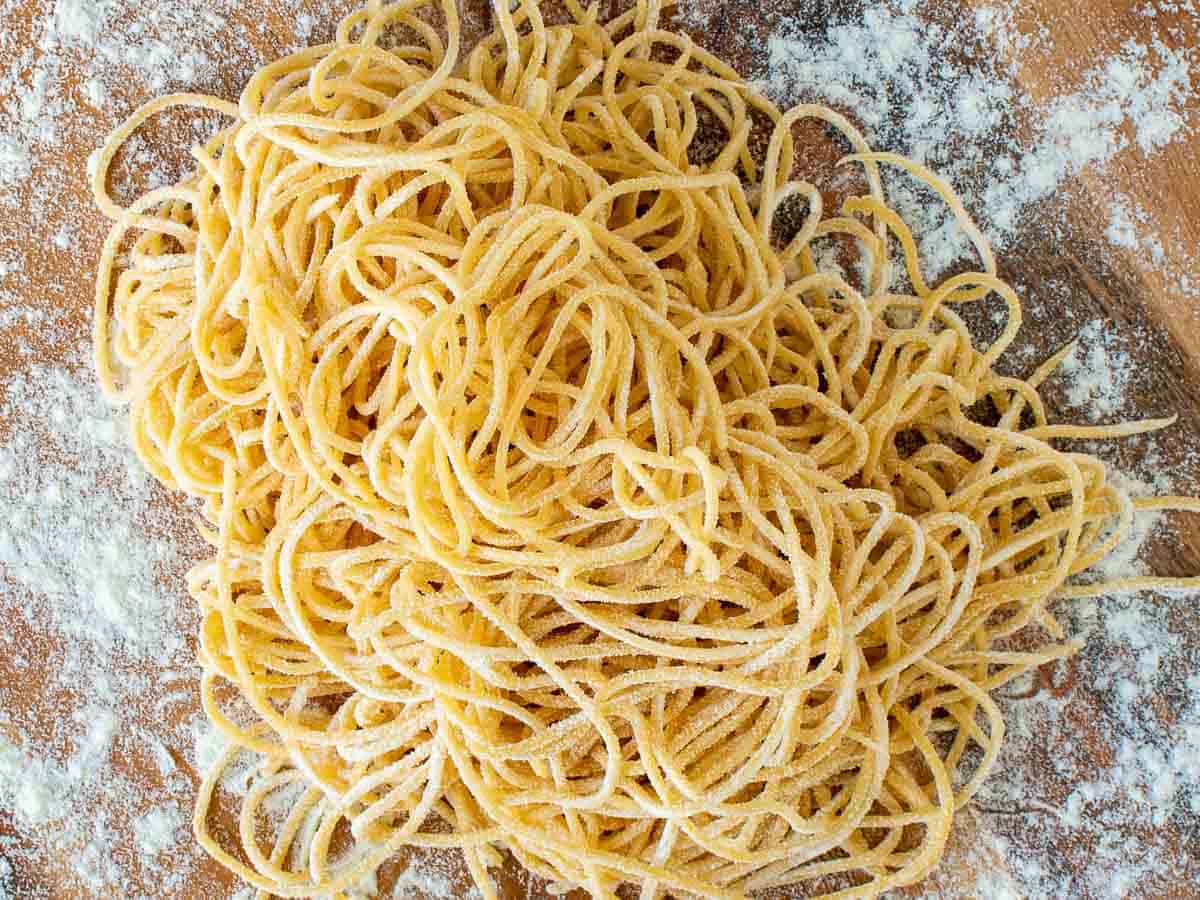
left=90, top=2, right=1200, bottom=898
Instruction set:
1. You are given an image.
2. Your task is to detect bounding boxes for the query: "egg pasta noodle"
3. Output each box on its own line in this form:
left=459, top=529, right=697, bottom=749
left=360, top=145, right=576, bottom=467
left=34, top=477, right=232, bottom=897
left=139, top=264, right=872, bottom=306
left=91, top=1, right=1198, bottom=897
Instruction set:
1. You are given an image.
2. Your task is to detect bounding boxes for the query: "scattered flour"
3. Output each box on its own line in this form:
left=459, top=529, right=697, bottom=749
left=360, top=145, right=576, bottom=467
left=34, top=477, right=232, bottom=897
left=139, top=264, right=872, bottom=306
left=0, top=364, right=189, bottom=657
left=1055, top=319, right=1135, bottom=421
left=193, top=717, right=232, bottom=774
left=680, top=0, right=1199, bottom=291
left=977, top=36, right=1194, bottom=242
left=392, top=863, right=455, bottom=899
left=965, top=570, right=1200, bottom=896
left=0, top=361, right=212, bottom=898
left=133, top=801, right=187, bottom=858
left=1088, top=466, right=1170, bottom=584
left=0, top=134, right=32, bottom=185
left=391, top=849, right=482, bottom=900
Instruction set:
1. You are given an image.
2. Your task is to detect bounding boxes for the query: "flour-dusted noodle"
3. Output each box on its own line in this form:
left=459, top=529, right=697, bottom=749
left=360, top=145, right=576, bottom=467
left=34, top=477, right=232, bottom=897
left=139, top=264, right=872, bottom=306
left=91, top=2, right=1199, bottom=898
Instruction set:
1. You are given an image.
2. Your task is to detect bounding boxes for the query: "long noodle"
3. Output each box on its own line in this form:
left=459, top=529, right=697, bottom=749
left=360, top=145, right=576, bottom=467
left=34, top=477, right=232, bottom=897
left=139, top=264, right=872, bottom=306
left=91, top=2, right=1199, bottom=898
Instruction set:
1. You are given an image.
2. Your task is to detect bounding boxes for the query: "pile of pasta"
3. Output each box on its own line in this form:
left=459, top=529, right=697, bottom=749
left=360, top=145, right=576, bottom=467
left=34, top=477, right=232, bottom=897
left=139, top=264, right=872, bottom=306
left=91, top=1, right=1198, bottom=897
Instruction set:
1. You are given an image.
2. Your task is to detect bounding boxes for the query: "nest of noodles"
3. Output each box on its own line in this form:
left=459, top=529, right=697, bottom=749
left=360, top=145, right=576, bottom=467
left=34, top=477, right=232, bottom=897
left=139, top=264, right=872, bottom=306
left=91, top=1, right=1171, bottom=897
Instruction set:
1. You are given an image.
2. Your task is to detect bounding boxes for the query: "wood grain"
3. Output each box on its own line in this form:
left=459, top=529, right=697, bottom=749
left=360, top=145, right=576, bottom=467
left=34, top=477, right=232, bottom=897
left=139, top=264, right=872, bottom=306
left=1003, top=0, right=1200, bottom=374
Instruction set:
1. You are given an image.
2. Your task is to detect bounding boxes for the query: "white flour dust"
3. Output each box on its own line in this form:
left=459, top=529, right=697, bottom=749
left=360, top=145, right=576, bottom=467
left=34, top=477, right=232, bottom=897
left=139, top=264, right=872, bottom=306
left=1055, top=319, right=1136, bottom=421
left=0, top=360, right=211, bottom=898
left=678, top=0, right=1200, bottom=297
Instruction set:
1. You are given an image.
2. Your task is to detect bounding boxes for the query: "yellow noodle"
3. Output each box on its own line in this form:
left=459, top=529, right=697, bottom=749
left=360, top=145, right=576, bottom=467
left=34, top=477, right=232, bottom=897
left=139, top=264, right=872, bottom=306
left=90, top=2, right=1198, bottom=898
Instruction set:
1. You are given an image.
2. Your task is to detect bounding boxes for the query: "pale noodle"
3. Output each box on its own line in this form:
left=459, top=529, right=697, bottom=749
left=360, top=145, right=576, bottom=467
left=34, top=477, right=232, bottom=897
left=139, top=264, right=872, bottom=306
left=91, top=1, right=1199, bottom=898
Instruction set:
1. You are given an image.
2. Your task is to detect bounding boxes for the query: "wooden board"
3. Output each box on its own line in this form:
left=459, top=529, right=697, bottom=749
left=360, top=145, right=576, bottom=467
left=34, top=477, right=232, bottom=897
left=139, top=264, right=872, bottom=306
left=0, top=1, right=1196, bottom=897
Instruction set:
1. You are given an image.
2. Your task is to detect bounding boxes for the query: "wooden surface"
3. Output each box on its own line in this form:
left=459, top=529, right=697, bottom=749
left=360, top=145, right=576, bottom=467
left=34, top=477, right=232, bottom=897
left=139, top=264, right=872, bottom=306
left=1010, top=0, right=1200, bottom=379
left=0, top=1, right=1198, bottom=897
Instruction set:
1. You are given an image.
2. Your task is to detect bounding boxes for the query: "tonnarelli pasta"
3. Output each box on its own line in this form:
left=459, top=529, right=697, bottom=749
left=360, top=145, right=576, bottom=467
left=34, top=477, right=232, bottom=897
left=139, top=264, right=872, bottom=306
left=91, top=1, right=1199, bottom=897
